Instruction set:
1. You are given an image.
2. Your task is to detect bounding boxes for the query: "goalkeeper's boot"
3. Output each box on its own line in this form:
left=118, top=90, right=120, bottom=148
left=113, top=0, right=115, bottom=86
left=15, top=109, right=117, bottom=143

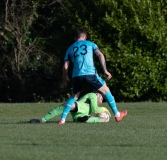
left=30, top=118, right=42, bottom=123
left=115, top=110, right=128, bottom=122
left=57, top=118, right=65, bottom=125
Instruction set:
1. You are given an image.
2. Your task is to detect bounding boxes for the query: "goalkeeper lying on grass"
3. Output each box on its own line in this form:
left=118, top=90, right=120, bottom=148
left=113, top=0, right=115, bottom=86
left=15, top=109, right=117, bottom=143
left=30, top=91, right=111, bottom=123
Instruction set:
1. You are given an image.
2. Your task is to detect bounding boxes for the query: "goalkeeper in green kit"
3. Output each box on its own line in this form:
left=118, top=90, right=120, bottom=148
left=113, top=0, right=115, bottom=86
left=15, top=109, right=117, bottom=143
left=30, top=91, right=111, bottom=123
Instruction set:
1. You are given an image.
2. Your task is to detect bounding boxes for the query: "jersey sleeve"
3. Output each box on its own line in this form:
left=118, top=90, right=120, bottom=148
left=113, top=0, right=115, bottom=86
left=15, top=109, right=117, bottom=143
left=64, top=48, right=71, bottom=61
left=92, top=42, right=100, bottom=57
left=77, top=94, right=89, bottom=102
left=79, top=93, right=103, bottom=114
left=89, top=93, right=103, bottom=114
left=92, top=42, right=99, bottom=52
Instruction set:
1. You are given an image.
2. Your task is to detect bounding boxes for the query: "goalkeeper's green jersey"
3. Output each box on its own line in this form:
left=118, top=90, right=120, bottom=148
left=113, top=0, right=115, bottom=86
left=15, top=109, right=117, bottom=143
left=70, top=93, right=103, bottom=122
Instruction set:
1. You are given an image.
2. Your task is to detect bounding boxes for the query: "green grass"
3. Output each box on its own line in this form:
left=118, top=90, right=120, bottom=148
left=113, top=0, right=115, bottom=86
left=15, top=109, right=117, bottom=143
left=0, top=102, right=167, bottom=160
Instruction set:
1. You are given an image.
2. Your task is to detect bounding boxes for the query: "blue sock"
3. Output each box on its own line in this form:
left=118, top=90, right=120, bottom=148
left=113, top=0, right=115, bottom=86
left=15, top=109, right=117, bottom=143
left=104, top=91, right=119, bottom=115
left=61, top=97, right=78, bottom=119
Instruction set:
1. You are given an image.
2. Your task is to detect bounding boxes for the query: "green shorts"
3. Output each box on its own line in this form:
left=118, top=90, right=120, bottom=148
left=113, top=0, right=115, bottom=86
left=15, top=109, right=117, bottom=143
left=71, top=102, right=102, bottom=123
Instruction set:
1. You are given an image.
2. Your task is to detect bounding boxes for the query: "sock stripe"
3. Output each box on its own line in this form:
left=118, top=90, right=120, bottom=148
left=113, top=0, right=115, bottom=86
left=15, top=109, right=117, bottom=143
left=67, top=104, right=72, bottom=107
left=109, top=101, right=115, bottom=104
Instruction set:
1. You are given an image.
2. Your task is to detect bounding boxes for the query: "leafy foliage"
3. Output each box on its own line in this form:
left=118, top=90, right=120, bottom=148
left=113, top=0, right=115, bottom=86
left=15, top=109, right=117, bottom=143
left=0, top=0, right=167, bottom=102
left=64, top=0, right=167, bottom=101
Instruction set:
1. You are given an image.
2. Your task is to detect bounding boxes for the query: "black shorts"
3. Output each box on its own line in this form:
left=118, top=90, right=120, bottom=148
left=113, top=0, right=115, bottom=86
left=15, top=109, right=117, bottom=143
left=72, top=74, right=105, bottom=94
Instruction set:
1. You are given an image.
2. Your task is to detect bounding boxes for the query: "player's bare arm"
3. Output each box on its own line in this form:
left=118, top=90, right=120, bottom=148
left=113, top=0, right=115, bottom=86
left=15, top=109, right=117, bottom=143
left=95, top=49, right=112, bottom=80
left=63, top=61, right=70, bottom=87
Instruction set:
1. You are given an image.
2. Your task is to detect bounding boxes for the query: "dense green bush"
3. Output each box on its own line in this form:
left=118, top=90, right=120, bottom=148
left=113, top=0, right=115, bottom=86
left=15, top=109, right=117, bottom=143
left=0, top=0, right=167, bottom=102
left=64, top=0, right=167, bottom=101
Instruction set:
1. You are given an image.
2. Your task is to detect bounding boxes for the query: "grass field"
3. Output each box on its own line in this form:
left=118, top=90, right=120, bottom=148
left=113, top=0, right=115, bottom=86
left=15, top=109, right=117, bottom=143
left=0, top=102, right=167, bottom=160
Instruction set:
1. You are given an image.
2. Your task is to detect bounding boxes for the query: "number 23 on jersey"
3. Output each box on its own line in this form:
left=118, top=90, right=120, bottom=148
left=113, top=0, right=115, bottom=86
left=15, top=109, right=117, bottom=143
left=73, top=44, right=88, bottom=58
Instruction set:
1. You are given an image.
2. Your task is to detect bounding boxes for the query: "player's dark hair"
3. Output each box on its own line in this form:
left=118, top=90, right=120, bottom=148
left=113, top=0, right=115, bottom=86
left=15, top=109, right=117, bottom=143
left=74, top=27, right=87, bottom=39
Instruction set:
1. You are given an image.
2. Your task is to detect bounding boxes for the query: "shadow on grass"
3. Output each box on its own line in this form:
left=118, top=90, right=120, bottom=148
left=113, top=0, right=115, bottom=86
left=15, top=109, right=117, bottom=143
left=113, top=144, right=167, bottom=147
left=0, top=121, right=74, bottom=124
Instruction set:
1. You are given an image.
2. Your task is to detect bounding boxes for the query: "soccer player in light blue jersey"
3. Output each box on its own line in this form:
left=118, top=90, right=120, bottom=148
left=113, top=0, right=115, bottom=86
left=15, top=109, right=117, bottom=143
left=58, top=28, right=127, bottom=124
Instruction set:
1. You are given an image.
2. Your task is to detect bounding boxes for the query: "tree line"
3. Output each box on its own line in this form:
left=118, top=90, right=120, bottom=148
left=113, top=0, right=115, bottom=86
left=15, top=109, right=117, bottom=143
left=0, top=0, right=167, bottom=102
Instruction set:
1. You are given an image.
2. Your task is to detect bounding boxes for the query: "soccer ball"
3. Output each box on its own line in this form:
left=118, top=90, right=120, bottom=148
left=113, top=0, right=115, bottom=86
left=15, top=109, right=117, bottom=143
left=96, top=112, right=110, bottom=122
left=97, top=112, right=110, bottom=118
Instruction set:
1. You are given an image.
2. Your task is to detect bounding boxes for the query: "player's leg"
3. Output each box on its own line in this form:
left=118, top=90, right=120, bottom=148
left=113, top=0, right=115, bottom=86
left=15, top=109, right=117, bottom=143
left=98, top=84, right=127, bottom=122
left=30, top=104, right=64, bottom=123
left=86, top=74, right=119, bottom=114
left=86, top=74, right=127, bottom=122
left=30, top=103, right=78, bottom=124
left=58, top=76, right=84, bottom=124
left=98, top=83, right=119, bottom=114
left=58, top=95, right=79, bottom=124
left=41, top=105, right=64, bottom=123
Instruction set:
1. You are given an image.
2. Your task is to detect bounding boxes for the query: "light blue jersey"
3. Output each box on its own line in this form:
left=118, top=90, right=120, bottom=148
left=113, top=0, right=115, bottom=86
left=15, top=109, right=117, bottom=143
left=64, top=40, right=99, bottom=78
